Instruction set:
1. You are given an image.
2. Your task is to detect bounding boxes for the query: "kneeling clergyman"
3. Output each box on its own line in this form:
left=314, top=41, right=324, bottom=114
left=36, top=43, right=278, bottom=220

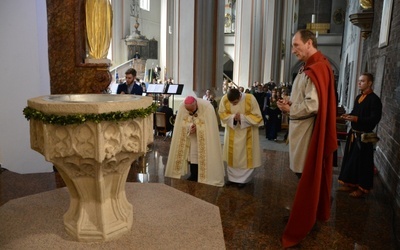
left=165, top=96, right=225, bottom=187
left=219, top=88, right=263, bottom=188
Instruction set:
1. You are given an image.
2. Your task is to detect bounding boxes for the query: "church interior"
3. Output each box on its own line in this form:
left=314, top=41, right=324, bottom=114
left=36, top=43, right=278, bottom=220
left=1, top=0, right=400, bottom=249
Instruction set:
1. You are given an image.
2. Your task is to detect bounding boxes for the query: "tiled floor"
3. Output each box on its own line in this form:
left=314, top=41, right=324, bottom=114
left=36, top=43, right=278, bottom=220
left=1, top=130, right=399, bottom=249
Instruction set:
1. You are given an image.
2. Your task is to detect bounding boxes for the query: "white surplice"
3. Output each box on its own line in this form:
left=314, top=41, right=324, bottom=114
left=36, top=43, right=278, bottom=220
left=165, top=98, right=225, bottom=187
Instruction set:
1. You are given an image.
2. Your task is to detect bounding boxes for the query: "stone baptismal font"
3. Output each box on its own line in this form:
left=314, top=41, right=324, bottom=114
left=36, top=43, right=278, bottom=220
left=23, top=94, right=155, bottom=241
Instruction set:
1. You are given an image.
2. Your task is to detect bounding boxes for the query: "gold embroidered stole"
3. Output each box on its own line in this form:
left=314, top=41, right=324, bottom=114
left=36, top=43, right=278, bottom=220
left=173, top=115, right=207, bottom=180
left=225, top=94, right=254, bottom=168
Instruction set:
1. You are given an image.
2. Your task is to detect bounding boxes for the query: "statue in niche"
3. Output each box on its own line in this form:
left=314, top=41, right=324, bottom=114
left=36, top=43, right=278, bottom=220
left=85, top=0, right=112, bottom=60
left=359, top=0, right=373, bottom=10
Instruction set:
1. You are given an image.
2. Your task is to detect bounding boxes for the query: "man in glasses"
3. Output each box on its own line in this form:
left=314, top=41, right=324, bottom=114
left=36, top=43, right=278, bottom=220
left=165, top=96, right=225, bottom=187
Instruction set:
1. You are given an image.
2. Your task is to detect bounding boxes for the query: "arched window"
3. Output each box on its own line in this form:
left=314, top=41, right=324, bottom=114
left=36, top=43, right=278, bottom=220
left=140, top=0, right=150, bottom=12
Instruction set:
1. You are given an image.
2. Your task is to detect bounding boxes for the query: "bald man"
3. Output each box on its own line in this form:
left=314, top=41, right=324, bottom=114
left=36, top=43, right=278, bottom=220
left=165, top=96, right=225, bottom=187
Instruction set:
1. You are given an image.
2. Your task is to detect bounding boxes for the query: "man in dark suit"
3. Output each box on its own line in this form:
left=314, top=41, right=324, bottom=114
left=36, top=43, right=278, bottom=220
left=133, top=51, right=141, bottom=59
left=157, top=98, right=174, bottom=132
left=116, top=68, right=143, bottom=95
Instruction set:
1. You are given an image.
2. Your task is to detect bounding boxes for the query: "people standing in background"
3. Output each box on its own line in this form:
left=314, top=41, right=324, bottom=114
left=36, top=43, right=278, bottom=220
left=141, top=82, right=147, bottom=94
left=202, top=89, right=218, bottom=109
left=116, top=68, right=143, bottom=95
left=277, top=29, right=337, bottom=248
left=253, top=83, right=266, bottom=110
left=209, top=94, right=218, bottom=110
left=250, top=81, right=258, bottom=94
left=157, top=98, right=174, bottom=132
left=253, top=83, right=267, bottom=127
left=338, top=73, right=382, bottom=198
left=219, top=88, right=263, bottom=188
left=264, top=88, right=282, bottom=141
left=203, top=89, right=212, bottom=100
left=280, top=90, right=290, bottom=141
left=165, top=96, right=225, bottom=187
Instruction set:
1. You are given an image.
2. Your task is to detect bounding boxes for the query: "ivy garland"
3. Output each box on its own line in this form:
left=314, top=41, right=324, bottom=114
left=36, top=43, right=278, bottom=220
left=23, top=103, right=157, bottom=126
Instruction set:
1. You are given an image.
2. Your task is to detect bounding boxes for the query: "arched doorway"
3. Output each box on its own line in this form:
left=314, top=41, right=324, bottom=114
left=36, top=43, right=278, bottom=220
left=223, top=53, right=234, bottom=82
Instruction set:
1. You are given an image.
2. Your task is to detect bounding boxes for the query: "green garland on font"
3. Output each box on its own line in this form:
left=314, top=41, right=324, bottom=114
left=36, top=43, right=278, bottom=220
left=23, top=103, right=157, bottom=126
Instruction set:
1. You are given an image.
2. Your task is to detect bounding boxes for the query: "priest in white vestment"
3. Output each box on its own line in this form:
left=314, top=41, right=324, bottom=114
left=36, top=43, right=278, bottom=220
left=219, top=88, right=263, bottom=188
left=165, top=96, right=225, bottom=187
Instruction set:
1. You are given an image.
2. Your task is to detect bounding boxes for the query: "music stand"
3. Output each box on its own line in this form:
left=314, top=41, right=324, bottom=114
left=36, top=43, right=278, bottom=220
left=165, top=84, right=184, bottom=111
left=147, top=84, right=165, bottom=94
left=147, top=84, right=166, bottom=105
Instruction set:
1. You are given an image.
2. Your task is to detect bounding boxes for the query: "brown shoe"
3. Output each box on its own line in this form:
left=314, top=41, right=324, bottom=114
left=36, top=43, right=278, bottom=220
left=349, top=189, right=365, bottom=198
left=337, top=186, right=357, bottom=192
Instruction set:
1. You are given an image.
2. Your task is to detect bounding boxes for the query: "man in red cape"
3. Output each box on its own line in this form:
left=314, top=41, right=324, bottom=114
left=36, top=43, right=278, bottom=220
left=277, top=29, right=337, bottom=248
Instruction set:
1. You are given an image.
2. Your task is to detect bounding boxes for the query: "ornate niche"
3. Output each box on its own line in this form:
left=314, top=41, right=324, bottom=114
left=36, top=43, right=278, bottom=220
left=349, top=0, right=374, bottom=39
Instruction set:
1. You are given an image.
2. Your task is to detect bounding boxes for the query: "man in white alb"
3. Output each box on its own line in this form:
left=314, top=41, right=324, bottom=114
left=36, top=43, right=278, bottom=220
left=219, top=88, right=263, bottom=188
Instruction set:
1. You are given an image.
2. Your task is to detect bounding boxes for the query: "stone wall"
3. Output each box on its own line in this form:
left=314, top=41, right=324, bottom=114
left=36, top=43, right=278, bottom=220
left=361, top=0, right=400, bottom=213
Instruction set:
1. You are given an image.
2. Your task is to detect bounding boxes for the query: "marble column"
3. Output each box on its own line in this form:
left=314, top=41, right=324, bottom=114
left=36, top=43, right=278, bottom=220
left=233, top=0, right=279, bottom=87
left=172, top=0, right=225, bottom=98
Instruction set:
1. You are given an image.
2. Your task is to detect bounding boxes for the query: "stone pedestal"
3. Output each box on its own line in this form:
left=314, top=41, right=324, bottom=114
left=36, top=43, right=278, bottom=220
left=26, top=94, right=154, bottom=242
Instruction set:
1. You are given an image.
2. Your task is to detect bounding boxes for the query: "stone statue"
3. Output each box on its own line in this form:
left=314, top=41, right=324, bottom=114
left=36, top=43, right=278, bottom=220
left=130, top=0, right=140, bottom=17
left=130, top=0, right=141, bottom=36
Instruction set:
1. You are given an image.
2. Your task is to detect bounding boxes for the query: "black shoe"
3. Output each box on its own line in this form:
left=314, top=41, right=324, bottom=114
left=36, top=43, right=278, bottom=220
left=295, top=173, right=302, bottom=179
left=188, top=164, right=198, bottom=181
left=225, top=181, right=235, bottom=186
left=237, top=183, right=246, bottom=189
left=283, top=215, right=290, bottom=223
left=187, top=175, right=197, bottom=181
